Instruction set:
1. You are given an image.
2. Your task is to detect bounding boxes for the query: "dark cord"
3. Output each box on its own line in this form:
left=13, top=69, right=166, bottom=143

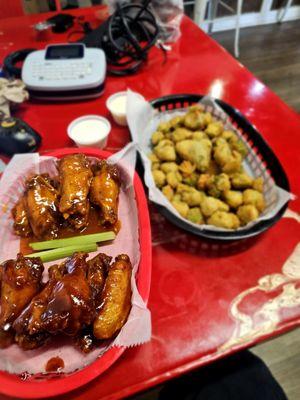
left=100, top=1, right=160, bottom=75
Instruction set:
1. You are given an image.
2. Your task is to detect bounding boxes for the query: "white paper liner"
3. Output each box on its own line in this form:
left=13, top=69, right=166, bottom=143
left=0, top=143, right=151, bottom=376
left=127, top=91, right=293, bottom=232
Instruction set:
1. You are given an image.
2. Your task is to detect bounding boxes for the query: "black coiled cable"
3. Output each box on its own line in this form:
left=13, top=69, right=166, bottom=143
left=100, top=0, right=160, bottom=75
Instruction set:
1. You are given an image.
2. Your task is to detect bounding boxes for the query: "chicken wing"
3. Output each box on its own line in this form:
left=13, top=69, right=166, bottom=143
left=13, top=264, right=64, bottom=350
left=25, top=174, right=59, bottom=239
left=74, top=327, right=96, bottom=353
left=12, top=197, right=32, bottom=237
left=87, top=253, right=111, bottom=303
left=90, top=161, right=120, bottom=226
left=58, top=154, right=92, bottom=230
left=14, top=253, right=95, bottom=349
left=93, top=254, right=132, bottom=340
left=0, top=254, right=43, bottom=348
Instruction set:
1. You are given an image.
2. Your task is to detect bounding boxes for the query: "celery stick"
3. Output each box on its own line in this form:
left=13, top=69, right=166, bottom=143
left=27, top=243, right=97, bottom=263
left=29, top=232, right=115, bottom=251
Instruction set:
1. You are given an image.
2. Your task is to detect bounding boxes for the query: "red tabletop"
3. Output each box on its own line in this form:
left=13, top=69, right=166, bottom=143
left=0, top=8, right=300, bottom=400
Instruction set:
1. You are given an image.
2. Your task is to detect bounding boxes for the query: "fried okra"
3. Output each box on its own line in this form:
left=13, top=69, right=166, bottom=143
left=243, top=189, right=265, bottom=212
left=200, top=196, right=229, bottom=218
left=149, top=105, right=266, bottom=230
left=186, top=207, right=204, bottom=224
left=222, top=190, right=243, bottom=209
left=162, top=185, right=174, bottom=201
left=207, top=211, right=240, bottom=229
left=171, top=200, right=189, bottom=218
left=177, top=183, right=205, bottom=207
left=176, top=139, right=212, bottom=172
left=154, top=140, right=176, bottom=161
left=237, top=205, right=259, bottom=225
left=231, top=173, right=253, bottom=189
left=161, top=162, right=178, bottom=174
left=152, top=170, right=166, bottom=188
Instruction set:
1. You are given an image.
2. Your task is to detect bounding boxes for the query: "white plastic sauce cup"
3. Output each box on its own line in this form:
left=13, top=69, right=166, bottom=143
left=106, top=91, right=144, bottom=127
left=106, top=91, right=128, bottom=126
left=67, top=115, right=111, bottom=148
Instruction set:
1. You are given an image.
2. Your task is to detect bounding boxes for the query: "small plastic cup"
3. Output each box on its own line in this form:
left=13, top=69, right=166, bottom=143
left=106, top=91, right=144, bottom=127
left=67, top=115, right=111, bottom=148
left=106, top=91, right=128, bottom=126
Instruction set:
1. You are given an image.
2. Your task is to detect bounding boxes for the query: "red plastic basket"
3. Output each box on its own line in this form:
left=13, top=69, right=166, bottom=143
left=0, top=148, right=152, bottom=398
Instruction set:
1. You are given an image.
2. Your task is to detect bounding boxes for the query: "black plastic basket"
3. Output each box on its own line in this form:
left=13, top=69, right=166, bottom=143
left=149, top=94, right=290, bottom=240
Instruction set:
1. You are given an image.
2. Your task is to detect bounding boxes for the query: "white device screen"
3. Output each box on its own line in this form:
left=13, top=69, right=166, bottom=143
left=45, top=44, right=84, bottom=60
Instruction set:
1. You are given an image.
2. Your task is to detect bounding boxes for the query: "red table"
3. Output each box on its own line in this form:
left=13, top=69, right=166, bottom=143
left=0, top=8, right=300, bottom=400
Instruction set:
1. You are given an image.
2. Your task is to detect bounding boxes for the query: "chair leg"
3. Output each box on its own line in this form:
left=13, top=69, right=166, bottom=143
left=277, top=0, right=293, bottom=22
left=208, top=0, right=219, bottom=34
left=194, top=0, right=209, bottom=27
left=234, top=0, right=243, bottom=58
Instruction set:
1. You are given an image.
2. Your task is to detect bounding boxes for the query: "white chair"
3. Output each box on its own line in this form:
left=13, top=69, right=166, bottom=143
left=193, top=0, right=244, bottom=58
left=277, top=0, right=293, bottom=22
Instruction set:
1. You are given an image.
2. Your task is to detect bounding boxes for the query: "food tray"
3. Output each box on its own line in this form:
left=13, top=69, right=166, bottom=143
left=0, top=147, right=152, bottom=399
left=149, top=94, right=290, bottom=240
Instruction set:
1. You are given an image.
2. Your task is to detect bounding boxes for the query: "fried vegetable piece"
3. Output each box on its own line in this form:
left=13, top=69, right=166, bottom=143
left=152, top=170, right=166, bottom=188
left=93, top=254, right=132, bottom=340
left=177, top=183, right=205, bottom=206
left=172, top=128, right=193, bottom=142
left=252, top=177, right=264, bottom=192
left=14, top=253, right=95, bottom=349
left=90, top=161, right=120, bottom=226
left=58, top=154, right=93, bottom=229
left=12, top=197, right=32, bottom=237
left=169, top=115, right=184, bottom=129
left=207, top=174, right=231, bottom=197
left=231, top=139, right=248, bottom=158
left=237, top=204, right=259, bottom=225
left=178, top=160, right=196, bottom=176
left=186, top=207, right=204, bottom=224
left=182, top=172, right=199, bottom=187
left=176, top=139, right=212, bottom=172
left=25, top=174, right=59, bottom=239
left=162, top=185, right=174, bottom=201
left=243, top=189, right=265, bottom=212
left=154, top=139, right=176, bottom=161
left=222, top=190, right=243, bottom=209
left=166, top=171, right=182, bottom=188
left=148, top=152, right=159, bottom=163
left=0, top=254, right=43, bottom=348
left=171, top=200, right=189, bottom=217
left=157, top=121, right=171, bottom=133
left=200, top=196, right=229, bottom=217
left=213, top=139, right=242, bottom=173
left=207, top=211, right=240, bottom=229
left=184, top=106, right=207, bottom=130
left=231, top=173, right=253, bottom=189
left=161, top=162, right=178, bottom=174
left=205, top=121, right=223, bottom=138
left=151, top=131, right=164, bottom=145
left=192, top=131, right=208, bottom=141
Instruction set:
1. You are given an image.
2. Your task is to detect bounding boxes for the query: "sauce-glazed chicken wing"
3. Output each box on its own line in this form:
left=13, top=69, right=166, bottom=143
left=93, top=254, right=132, bottom=340
left=58, top=154, right=92, bottom=230
left=14, top=253, right=95, bottom=349
left=25, top=174, right=59, bottom=240
left=11, top=197, right=32, bottom=237
left=90, top=161, right=120, bottom=226
left=74, top=253, right=112, bottom=353
left=87, top=253, right=111, bottom=302
left=0, top=254, right=43, bottom=348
